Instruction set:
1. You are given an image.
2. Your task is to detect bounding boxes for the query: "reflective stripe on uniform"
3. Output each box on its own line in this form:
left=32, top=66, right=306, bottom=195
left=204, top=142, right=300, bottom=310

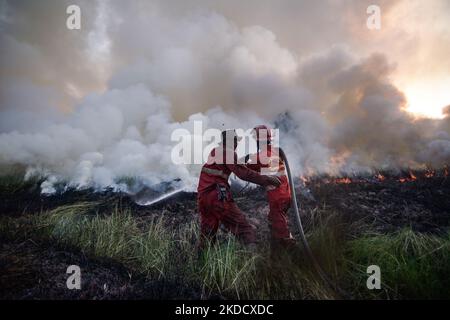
left=260, top=168, right=286, bottom=177
left=264, top=172, right=286, bottom=191
left=266, top=171, right=286, bottom=177
left=202, top=167, right=229, bottom=180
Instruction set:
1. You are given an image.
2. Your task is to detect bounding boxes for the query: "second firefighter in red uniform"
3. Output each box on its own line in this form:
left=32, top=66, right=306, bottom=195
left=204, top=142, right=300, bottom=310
left=245, top=125, right=295, bottom=248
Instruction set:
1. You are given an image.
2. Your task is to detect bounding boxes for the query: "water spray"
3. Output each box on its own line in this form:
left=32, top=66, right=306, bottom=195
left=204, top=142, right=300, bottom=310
left=136, top=187, right=185, bottom=206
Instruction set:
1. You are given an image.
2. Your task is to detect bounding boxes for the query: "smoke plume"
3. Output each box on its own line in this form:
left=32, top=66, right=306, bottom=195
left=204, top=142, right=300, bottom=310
left=0, top=0, right=449, bottom=193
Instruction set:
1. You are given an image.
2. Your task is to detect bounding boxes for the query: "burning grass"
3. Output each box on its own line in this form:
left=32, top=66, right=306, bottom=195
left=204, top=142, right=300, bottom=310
left=1, top=170, right=450, bottom=299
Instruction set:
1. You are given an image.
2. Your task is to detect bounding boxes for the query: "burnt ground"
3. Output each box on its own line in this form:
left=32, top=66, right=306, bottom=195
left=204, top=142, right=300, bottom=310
left=301, top=172, right=450, bottom=234
left=2, top=170, right=449, bottom=234
left=1, top=170, right=450, bottom=299
left=0, top=239, right=202, bottom=300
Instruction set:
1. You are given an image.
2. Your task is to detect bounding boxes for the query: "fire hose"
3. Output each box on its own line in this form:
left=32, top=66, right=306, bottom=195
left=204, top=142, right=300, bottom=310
left=143, top=148, right=347, bottom=297
left=279, top=147, right=349, bottom=299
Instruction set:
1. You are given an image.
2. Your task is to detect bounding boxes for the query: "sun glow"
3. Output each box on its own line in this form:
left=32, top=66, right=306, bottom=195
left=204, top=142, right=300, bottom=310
left=402, top=79, right=450, bottom=119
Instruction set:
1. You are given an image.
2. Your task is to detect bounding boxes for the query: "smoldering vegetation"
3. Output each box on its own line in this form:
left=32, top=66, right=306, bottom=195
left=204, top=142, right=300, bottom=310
left=1, top=1, right=450, bottom=195
left=1, top=171, right=449, bottom=300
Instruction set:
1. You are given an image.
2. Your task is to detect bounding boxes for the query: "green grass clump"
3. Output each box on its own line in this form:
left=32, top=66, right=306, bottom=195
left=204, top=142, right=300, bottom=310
left=30, top=203, right=172, bottom=279
left=346, top=229, right=450, bottom=299
left=131, top=217, right=173, bottom=278
left=197, top=239, right=259, bottom=299
left=0, top=171, right=42, bottom=195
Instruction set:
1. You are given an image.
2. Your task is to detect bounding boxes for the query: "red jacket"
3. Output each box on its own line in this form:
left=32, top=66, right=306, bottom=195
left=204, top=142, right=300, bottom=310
left=197, top=145, right=270, bottom=195
left=245, top=146, right=291, bottom=201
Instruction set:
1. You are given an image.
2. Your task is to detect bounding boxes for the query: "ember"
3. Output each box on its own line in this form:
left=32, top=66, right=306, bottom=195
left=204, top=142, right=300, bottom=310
left=300, top=175, right=309, bottom=184
left=398, top=171, right=417, bottom=183
left=335, top=177, right=352, bottom=184
left=425, top=170, right=435, bottom=178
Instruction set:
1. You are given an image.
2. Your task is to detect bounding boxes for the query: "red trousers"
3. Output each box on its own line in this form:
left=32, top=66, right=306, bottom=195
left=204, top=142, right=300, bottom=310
left=268, top=196, right=292, bottom=242
left=198, top=188, right=256, bottom=247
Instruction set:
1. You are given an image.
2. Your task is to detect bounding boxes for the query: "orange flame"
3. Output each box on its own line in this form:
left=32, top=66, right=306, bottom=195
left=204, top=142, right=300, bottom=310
left=300, top=175, right=309, bottom=184
left=398, top=171, right=417, bottom=183
left=335, top=177, right=352, bottom=184
left=425, top=170, right=435, bottom=178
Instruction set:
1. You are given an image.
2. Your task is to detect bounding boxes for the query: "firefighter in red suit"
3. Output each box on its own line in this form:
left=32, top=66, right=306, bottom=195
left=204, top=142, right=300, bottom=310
left=245, top=125, right=296, bottom=248
left=197, top=129, right=281, bottom=249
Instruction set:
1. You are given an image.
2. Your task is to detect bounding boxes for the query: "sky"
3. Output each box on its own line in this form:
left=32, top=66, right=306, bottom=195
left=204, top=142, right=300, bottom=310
left=0, top=0, right=449, bottom=192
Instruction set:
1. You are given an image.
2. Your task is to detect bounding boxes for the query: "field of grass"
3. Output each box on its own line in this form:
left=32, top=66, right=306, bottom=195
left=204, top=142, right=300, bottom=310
left=1, top=173, right=450, bottom=299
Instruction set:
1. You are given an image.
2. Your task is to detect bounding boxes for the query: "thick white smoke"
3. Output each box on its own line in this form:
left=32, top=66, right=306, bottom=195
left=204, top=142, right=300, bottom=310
left=0, top=0, right=449, bottom=194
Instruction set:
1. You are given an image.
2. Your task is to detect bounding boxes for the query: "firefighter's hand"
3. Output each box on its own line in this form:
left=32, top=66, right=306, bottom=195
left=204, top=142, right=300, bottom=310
left=263, top=176, right=281, bottom=187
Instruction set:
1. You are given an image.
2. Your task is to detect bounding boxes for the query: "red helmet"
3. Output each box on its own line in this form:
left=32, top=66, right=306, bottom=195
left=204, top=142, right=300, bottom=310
left=253, top=125, right=272, bottom=142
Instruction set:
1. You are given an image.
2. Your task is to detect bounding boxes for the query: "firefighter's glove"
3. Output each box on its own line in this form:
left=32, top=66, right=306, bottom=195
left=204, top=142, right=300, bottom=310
left=263, top=176, right=281, bottom=187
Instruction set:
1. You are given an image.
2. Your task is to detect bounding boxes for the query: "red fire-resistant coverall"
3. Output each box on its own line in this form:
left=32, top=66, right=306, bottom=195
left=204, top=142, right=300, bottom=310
left=197, top=145, right=275, bottom=247
left=246, top=146, right=294, bottom=246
